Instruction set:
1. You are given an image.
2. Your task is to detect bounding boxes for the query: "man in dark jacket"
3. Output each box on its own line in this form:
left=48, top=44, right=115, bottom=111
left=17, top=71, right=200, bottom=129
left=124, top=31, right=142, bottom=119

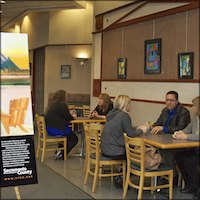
left=150, top=91, right=191, bottom=182
left=151, top=90, right=190, bottom=134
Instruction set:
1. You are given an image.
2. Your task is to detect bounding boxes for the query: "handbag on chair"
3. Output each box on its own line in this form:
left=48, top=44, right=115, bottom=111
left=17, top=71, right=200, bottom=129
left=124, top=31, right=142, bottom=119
left=144, top=145, right=162, bottom=170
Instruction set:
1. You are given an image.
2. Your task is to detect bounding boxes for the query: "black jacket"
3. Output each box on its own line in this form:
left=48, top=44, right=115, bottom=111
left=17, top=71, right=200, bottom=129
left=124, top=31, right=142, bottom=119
left=93, top=102, right=113, bottom=116
left=153, top=103, right=191, bottom=134
left=45, top=102, right=74, bottom=132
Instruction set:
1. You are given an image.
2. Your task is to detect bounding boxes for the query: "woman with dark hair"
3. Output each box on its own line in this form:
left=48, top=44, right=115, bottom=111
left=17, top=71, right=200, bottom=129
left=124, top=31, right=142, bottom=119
left=44, top=90, right=78, bottom=159
left=91, top=93, right=113, bottom=119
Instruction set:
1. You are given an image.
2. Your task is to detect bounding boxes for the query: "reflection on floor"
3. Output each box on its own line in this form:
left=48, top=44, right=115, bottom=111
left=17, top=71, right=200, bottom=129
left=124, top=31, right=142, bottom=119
left=39, top=134, right=194, bottom=199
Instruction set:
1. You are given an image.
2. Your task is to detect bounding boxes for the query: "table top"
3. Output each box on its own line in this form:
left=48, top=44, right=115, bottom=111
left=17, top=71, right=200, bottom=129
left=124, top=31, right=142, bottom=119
left=140, top=133, right=200, bottom=149
left=71, top=117, right=106, bottom=124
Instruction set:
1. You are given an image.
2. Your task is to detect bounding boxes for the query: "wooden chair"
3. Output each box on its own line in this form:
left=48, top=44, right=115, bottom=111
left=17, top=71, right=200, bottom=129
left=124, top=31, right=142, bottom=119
left=83, top=122, right=103, bottom=174
left=84, top=124, right=126, bottom=192
left=35, top=114, right=67, bottom=162
left=123, top=134, right=173, bottom=199
left=1, top=97, right=29, bottom=135
left=83, top=105, right=90, bottom=117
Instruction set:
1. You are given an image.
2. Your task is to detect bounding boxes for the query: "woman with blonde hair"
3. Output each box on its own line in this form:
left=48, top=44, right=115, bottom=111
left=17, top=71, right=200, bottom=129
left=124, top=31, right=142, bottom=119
left=173, top=96, right=200, bottom=197
left=45, top=90, right=78, bottom=159
left=91, top=93, right=113, bottom=119
left=101, top=95, right=146, bottom=160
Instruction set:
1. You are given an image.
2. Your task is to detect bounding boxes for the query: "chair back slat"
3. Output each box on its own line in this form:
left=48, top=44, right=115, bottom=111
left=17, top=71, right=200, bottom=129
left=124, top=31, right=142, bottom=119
left=35, top=114, right=47, bottom=140
left=84, top=123, right=103, bottom=160
left=83, top=105, right=90, bottom=117
left=124, top=134, right=145, bottom=171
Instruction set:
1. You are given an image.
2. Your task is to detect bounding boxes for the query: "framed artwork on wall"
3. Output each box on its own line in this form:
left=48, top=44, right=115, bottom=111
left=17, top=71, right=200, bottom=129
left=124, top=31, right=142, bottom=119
left=144, top=38, right=161, bottom=74
left=117, top=57, right=127, bottom=79
left=61, top=65, right=71, bottom=79
left=178, top=52, right=193, bottom=79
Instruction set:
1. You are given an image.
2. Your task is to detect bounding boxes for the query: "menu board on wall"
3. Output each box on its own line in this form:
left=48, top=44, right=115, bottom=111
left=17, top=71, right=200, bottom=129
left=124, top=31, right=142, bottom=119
left=0, top=32, right=38, bottom=187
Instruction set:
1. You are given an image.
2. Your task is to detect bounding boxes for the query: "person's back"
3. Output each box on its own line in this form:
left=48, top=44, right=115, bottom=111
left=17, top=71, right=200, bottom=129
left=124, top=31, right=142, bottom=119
left=44, top=90, right=78, bottom=158
left=101, top=95, right=144, bottom=158
left=45, top=102, right=73, bottom=134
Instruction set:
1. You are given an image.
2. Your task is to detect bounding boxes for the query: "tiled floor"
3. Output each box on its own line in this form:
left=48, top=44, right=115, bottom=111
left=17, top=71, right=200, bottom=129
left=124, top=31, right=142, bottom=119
left=38, top=133, right=194, bottom=199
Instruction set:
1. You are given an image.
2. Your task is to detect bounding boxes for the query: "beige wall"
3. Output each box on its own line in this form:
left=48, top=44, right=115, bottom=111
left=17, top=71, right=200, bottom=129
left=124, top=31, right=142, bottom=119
left=48, top=2, right=93, bottom=44
left=44, top=45, right=92, bottom=109
left=94, top=1, right=132, bottom=16
left=16, top=3, right=93, bottom=110
left=20, top=12, right=49, bottom=49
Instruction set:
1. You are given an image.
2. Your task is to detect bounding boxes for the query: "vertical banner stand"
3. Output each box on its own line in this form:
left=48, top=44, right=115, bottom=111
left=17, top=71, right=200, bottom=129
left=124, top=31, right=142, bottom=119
left=14, top=186, right=21, bottom=200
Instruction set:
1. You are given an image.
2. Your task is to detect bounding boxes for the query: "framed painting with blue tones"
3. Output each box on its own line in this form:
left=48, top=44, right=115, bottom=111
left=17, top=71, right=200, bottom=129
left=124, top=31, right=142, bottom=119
left=144, top=38, right=161, bottom=74
left=178, top=52, right=193, bottom=79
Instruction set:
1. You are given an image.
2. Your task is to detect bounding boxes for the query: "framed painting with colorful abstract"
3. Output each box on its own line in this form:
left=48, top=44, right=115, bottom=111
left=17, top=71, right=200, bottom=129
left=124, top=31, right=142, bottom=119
left=178, top=52, right=193, bottom=79
left=144, top=38, right=161, bottom=74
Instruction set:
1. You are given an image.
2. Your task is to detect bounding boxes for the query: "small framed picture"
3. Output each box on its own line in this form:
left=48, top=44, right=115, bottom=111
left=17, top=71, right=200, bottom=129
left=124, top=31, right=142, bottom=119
left=144, top=38, right=161, bottom=74
left=178, top=52, right=193, bottom=79
left=61, top=65, right=71, bottom=79
left=117, top=57, right=127, bottom=79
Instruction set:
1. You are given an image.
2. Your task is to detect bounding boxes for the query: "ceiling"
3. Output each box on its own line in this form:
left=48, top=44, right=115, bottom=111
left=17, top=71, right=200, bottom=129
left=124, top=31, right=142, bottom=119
left=0, top=0, right=85, bottom=30
left=0, top=0, right=197, bottom=30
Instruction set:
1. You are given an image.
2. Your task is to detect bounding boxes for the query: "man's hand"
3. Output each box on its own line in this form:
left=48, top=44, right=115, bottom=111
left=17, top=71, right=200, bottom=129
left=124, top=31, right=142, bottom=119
left=150, top=126, right=163, bottom=134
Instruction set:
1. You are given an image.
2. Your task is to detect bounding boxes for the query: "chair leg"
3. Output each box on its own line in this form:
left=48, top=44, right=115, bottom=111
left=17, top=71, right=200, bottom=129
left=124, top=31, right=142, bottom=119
left=36, top=139, right=40, bottom=159
left=41, top=142, right=46, bottom=162
left=169, top=172, right=173, bottom=200
left=138, top=175, right=144, bottom=200
left=83, top=157, right=87, bottom=174
left=123, top=168, right=130, bottom=199
left=84, top=156, right=90, bottom=185
left=151, top=177, right=154, bottom=194
left=99, top=164, right=102, bottom=179
left=92, top=162, right=99, bottom=193
left=122, top=162, right=126, bottom=189
left=111, top=165, right=114, bottom=182
left=63, top=140, right=67, bottom=161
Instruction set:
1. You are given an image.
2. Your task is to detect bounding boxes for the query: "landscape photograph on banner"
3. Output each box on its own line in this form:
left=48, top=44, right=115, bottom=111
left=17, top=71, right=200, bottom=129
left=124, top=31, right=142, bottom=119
left=0, top=33, right=34, bottom=137
left=0, top=32, right=30, bottom=85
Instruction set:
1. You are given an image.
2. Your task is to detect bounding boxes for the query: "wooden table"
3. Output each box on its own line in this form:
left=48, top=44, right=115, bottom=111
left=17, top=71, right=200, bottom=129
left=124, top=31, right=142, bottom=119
left=140, top=133, right=200, bottom=149
left=71, top=117, right=106, bottom=124
left=140, top=133, right=199, bottom=190
left=71, top=117, right=106, bottom=157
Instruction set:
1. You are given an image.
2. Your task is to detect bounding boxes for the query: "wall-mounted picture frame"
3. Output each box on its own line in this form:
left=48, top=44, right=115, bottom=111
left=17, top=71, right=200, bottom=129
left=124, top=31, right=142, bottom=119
left=117, top=57, right=127, bottom=79
left=178, top=52, right=193, bottom=79
left=144, top=38, right=161, bottom=74
left=61, top=65, right=71, bottom=79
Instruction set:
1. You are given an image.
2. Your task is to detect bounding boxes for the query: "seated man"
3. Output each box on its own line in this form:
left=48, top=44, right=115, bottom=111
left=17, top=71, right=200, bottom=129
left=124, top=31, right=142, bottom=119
left=150, top=90, right=190, bottom=134
left=173, top=96, right=199, bottom=197
left=145, top=91, right=191, bottom=182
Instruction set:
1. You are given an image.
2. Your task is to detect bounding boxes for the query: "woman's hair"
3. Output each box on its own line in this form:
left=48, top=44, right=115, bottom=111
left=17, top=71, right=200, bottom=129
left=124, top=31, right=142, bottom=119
left=192, top=96, right=200, bottom=117
left=99, top=93, right=112, bottom=110
left=114, top=95, right=131, bottom=112
left=45, top=90, right=66, bottom=113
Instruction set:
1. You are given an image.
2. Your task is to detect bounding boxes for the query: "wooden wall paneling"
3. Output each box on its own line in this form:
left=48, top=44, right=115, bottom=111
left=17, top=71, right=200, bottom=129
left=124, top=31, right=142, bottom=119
left=102, top=28, right=123, bottom=79
left=101, top=8, right=199, bottom=81
left=105, top=1, right=199, bottom=32
left=123, top=21, right=153, bottom=79
left=155, top=12, right=186, bottom=79
left=93, top=79, right=101, bottom=97
left=187, top=9, right=199, bottom=79
left=95, top=15, right=103, bottom=32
